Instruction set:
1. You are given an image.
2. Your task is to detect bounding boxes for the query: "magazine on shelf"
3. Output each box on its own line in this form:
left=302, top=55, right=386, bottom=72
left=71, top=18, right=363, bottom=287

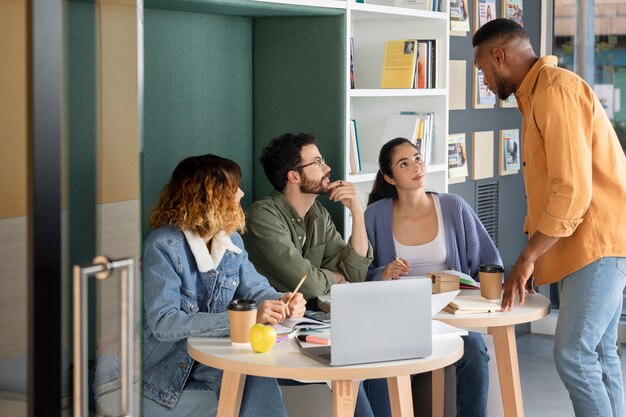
left=381, top=113, right=421, bottom=145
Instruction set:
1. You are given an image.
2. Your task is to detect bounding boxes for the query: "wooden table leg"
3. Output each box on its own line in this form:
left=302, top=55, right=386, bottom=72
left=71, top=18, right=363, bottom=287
left=488, top=325, right=524, bottom=417
left=331, top=380, right=359, bottom=417
left=387, top=375, right=414, bottom=417
left=217, top=370, right=246, bottom=417
left=431, top=368, right=444, bottom=417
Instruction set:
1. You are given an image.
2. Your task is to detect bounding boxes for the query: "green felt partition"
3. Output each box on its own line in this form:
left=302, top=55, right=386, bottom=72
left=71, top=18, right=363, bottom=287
left=142, top=8, right=254, bottom=236
left=67, top=1, right=97, bottom=266
left=142, top=5, right=346, bottom=237
left=253, top=15, right=346, bottom=232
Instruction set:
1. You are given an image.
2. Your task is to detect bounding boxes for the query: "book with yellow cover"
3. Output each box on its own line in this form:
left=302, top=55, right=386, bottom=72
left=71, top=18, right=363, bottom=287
left=380, top=40, right=417, bottom=89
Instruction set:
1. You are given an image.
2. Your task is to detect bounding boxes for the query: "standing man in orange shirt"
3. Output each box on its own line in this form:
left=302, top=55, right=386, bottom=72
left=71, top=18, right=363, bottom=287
left=473, top=19, right=626, bottom=417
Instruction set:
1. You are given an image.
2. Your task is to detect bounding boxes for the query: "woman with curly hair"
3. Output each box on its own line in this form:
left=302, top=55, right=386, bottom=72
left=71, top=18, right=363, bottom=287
left=95, top=154, right=306, bottom=417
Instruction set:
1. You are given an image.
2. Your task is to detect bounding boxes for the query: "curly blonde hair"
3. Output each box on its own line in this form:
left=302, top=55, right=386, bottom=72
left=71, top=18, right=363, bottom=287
left=150, top=154, right=245, bottom=237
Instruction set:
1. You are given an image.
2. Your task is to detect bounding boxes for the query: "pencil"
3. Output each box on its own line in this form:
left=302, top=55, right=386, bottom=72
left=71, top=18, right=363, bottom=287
left=393, top=256, right=409, bottom=268
left=286, top=274, right=307, bottom=306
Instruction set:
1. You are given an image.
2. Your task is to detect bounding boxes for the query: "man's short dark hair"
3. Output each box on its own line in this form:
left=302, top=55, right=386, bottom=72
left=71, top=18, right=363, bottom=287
left=260, top=132, right=317, bottom=191
left=472, top=18, right=529, bottom=48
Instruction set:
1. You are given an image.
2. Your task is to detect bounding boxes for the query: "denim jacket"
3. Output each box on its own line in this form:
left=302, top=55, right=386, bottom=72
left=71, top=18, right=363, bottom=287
left=141, top=225, right=282, bottom=409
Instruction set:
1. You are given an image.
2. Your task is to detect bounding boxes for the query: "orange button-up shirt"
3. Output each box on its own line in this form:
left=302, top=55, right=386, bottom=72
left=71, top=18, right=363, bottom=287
left=515, top=56, right=626, bottom=285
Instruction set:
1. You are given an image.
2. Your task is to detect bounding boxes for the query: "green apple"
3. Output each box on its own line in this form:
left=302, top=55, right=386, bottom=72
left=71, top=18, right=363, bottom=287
left=249, top=323, right=277, bottom=353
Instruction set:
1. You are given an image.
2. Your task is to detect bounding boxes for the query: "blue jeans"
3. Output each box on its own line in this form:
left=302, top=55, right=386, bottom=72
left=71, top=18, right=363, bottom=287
left=553, top=257, right=626, bottom=417
left=363, top=332, right=489, bottom=417
left=278, top=379, right=379, bottom=417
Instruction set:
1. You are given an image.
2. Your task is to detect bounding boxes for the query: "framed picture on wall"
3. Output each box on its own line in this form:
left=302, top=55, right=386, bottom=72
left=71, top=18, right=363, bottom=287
left=475, top=0, right=496, bottom=32
left=502, top=0, right=523, bottom=26
left=473, top=67, right=496, bottom=109
left=499, top=129, right=520, bottom=175
left=450, top=0, right=470, bottom=36
left=448, top=133, right=468, bottom=184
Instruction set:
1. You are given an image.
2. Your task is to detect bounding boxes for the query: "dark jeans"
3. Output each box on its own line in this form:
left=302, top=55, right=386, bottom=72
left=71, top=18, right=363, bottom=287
left=363, top=332, right=489, bottom=417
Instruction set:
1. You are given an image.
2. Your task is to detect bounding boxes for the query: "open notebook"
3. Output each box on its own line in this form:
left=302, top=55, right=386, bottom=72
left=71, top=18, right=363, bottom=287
left=273, top=316, right=329, bottom=335
left=443, top=295, right=501, bottom=314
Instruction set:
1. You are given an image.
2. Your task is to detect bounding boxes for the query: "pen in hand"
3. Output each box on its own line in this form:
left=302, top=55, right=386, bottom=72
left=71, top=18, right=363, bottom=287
left=286, top=274, right=307, bottom=307
left=393, top=256, right=409, bottom=268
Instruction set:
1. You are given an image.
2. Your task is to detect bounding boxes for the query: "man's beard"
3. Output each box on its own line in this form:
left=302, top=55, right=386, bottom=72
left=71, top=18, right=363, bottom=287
left=299, top=173, right=330, bottom=195
left=493, top=70, right=515, bottom=101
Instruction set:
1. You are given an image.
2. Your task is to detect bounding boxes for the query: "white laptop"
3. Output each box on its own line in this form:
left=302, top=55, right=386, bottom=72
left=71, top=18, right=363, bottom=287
left=297, top=279, right=432, bottom=366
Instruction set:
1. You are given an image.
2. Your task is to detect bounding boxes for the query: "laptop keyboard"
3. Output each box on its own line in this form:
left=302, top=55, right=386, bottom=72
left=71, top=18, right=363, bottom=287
left=304, top=310, right=331, bottom=323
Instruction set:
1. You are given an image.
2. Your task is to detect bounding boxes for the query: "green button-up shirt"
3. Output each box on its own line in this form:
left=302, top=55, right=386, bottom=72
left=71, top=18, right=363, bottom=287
left=243, top=191, right=373, bottom=300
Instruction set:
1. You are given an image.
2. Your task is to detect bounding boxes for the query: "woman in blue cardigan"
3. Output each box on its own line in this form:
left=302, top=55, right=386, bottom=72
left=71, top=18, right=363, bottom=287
left=363, top=138, right=502, bottom=417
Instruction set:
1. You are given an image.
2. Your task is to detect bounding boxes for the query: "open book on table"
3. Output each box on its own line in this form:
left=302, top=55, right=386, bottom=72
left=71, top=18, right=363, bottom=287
left=443, top=295, right=501, bottom=314
left=272, top=316, right=330, bottom=335
left=439, top=269, right=480, bottom=289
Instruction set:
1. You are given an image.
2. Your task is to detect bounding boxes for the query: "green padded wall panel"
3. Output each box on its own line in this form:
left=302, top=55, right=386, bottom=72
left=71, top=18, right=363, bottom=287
left=67, top=1, right=97, bottom=266
left=142, top=8, right=254, bottom=237
left=253, top=15, right=346, bottom=232
left=145, top=0, right=344, bottom=17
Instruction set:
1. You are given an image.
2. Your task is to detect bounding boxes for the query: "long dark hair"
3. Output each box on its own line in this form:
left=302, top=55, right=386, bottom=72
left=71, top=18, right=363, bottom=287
left=367, top=137, right=417, bottom=206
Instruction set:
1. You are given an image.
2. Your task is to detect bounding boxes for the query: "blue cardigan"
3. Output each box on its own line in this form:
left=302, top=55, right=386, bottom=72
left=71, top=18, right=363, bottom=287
left=364, top=193, right=502, bottom=281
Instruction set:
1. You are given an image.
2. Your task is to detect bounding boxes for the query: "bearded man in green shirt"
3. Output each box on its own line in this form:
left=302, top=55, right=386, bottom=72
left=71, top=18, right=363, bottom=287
left=243, top=132, right=373, bottom=303
left=243, top=132, right=387, bottom=417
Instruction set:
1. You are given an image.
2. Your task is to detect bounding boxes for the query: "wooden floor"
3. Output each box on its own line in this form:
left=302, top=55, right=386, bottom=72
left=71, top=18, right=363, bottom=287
left=0, top=398, right=26, bottom=417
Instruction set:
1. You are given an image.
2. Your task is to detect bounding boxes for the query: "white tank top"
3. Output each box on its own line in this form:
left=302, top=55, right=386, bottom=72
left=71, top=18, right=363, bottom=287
left=393, top=194, right=447, bottom=276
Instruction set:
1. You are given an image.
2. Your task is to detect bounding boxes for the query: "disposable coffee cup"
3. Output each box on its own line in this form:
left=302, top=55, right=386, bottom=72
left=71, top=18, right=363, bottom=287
left=479, top=264, right=504, bottom=302
left=228, top=299, right=257, bottom=345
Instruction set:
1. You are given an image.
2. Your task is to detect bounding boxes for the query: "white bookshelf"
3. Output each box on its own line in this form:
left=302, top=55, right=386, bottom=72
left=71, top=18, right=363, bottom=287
left=344, top=0, right=450, bottom=235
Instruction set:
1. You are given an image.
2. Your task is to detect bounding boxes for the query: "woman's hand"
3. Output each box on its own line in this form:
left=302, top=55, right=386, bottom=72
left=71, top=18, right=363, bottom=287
left=382, top=258, right=411, bottom=280
left=280, top=292, right=306, bottom=319
left=256, top=300, right=288, bottom=325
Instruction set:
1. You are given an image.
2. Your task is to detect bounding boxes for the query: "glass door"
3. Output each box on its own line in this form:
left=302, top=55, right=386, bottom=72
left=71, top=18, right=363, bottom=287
left=65, top=1, right=143, bottom=415
left=0, top=1, right=143, bottom=416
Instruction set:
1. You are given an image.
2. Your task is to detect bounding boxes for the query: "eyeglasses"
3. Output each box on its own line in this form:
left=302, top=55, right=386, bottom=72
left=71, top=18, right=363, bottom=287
left=296, top=156, right=326, bottom=170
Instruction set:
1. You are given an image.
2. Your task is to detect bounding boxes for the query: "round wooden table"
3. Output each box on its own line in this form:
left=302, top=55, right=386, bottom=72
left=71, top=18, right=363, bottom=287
left=188, top=335, right=464, bottom=417
left=434, top=291, right=551, bottom=417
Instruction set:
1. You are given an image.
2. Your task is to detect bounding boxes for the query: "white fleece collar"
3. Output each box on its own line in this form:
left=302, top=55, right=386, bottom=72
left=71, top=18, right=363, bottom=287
left=182, top=230, right=242, bottom=272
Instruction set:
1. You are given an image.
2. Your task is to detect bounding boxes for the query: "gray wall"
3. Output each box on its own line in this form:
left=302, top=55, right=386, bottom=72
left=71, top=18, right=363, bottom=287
left=449, top=1, right=542, bottom=277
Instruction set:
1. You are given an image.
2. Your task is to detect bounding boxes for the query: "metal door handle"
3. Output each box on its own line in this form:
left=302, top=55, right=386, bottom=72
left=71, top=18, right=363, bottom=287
left=73, top=256, right=135, bottom=417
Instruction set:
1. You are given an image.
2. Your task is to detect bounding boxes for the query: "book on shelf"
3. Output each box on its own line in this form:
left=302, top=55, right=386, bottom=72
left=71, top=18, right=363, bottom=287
left=381, top=112, right=421, bottom=145
left=349, top=119, right=362, bottom=174
left=394, top=0, right=442, bottom=11
left=350, top=37, right=355, bottom=89
left=381, top=112, right=434, bottom=164
left=380, top=40, right=418, bottom=89
left=394, top=0, right=431, bottom=10
left=415, top=41, right=428, bottom=89
left=443, top=295, right=501, bottom=315
left=413, top=112, right=434, bottom=164
left=448, top=133, right=468, bottom=179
